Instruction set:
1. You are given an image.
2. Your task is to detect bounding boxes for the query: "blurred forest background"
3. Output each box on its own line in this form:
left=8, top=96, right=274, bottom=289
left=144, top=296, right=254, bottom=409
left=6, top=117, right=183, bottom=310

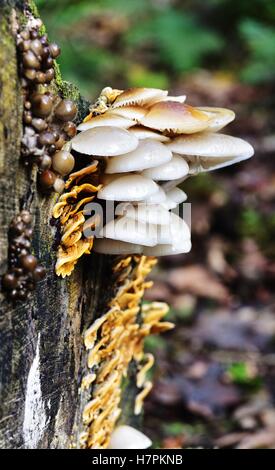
left=38, top=0, right=275, bottom=449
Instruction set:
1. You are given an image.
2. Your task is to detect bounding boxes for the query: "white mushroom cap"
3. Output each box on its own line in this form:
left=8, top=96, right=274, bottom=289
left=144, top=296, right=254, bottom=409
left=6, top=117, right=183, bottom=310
left=116, top=202, right=171, bottom=225
left=128, top=126, right=170, bottom=142
left=167, top=132, right=254, bottom=158
left=77, top=114, right=135, bottom=131
left=100, top=216, right=158, bottom=246
left=157, top=213, right=190, bottom=244
left=105, top=139, right=172, bottom=174
left=146, top=185, right=167, bottom=203
left=108, top=425, right=152, bottom=449
left=143, top=238, right=192, bottom=256
left=112, top=87, right=168, bottom=108
left=110, top=105, right=147, bottom=121
left=97, top=174, right=159, bottom=201
left=100, top=173, right=128, bottom=185
left=140, top=101, right=210, bottom=134
left=93, top=238, right=142, bottom=255
left=156, top=95, right=186, bottom=103
left=71, top=126, right=138, bottom=156
left=162, top=187, right=187, bottom=209
left=142, top=154, right=189, bottom=181
left=197, top=107, right=235, bottom=132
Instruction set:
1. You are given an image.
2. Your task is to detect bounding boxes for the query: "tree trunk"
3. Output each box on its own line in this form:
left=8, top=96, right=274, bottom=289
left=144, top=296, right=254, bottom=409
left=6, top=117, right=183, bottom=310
left=0, top=0, right=140, bottom=449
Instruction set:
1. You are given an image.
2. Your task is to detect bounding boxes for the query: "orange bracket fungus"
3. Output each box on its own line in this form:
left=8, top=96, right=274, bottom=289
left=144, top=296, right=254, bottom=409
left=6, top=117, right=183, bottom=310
left=78, top=256, right=174, bottom=448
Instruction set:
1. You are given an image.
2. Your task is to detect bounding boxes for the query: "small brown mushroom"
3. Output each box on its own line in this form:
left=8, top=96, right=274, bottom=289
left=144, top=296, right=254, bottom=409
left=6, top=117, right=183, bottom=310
left=31, top=93, right=54, bottom=118
left=49, top=43, right=61, bottom=58
left=23, top=50, right=40, bottom=69
left=39, top=169, right=56, bottom=190
left=52, top=150, right=75, bottom=176
left=54, top=99, right=77, bottom=122
left=20, top=254, right=38, bottom=272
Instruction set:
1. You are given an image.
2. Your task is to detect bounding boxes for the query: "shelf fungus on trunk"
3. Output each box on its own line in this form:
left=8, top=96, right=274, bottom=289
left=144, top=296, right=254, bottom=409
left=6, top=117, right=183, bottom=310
left=52, top=161, right=101, bottom=277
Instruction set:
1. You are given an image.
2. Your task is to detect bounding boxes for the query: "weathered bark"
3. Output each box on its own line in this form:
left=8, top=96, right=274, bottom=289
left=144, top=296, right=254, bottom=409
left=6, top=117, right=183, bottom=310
left=0, top=0, right=137, bottom=449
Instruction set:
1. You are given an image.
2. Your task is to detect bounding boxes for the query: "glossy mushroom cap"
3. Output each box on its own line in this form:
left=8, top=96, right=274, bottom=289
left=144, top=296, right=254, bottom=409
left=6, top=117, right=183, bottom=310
left=162, top=187, right=187, bottom=209
left=146, top=185, right=167, bottom=203
left=105, top=139, right=172, bottom=174
left=108, top=425, right=152, bottom=449
left=140, top=101, right=210, bottom=134
left=167, top=132, right=254, bottom=174
left=167, top=132, right=254, bottom=158
left=197, top=107, right=235, bottom=132
left=97, top=174, right=159, bottom=201
left=142, top=154, right=189, bottom=180
left=71, top=126, right=138, bottom=156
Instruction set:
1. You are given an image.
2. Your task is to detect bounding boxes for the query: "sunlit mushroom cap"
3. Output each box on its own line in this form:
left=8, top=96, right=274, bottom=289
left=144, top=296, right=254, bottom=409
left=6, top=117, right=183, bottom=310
left=97, top=174, right=159, bottom=201
left=71, top=126, right=138, bottom=156
left=112, top=87, right=168, bottom=108
left=140, top=101, right=210, bottom=134
left=100, top=86, right=123, bottom=103
left=197, top=107, right=235, bottom=132
left=128, top=126, right=170, bottom=142
left=105, top=139, right=172, bottom=174
left=167, top=132, right=254, bottom=158
left=116, top=202, right=171, bottom=225
left=108, top=425, right=152, bottom=449
left=77, top=114, right=135, bottom=131
left=93, top=238, right=142, bottom=255
left=110, top=105, right=147, bottom=121
left=143, top=238, right=192, bottom=256
left=100, top=216, right=158, bottom=246
left=146, top=185, right=167, bottom=203
left=142, top=154, right=189, bottom=180
left=162, top=187, right=187, bottom=209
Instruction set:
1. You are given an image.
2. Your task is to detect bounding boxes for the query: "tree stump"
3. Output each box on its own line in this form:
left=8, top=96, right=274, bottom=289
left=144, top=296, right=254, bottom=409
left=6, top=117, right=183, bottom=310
left=0, top=0, right=140, bottom=449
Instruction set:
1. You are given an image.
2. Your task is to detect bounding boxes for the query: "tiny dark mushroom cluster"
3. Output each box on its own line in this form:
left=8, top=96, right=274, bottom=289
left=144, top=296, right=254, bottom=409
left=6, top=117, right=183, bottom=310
left=17, top=24, right=78, bottom=193
left=1, top=210, right=46, bottom=302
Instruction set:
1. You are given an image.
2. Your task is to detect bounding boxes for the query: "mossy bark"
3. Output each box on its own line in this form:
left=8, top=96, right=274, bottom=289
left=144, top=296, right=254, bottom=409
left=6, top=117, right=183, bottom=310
left=0, top=0, right=136, bottom=449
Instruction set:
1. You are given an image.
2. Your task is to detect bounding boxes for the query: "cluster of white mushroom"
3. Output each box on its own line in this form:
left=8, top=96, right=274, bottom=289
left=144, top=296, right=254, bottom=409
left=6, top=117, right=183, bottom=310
left=71, top=87, right=254, bottom=256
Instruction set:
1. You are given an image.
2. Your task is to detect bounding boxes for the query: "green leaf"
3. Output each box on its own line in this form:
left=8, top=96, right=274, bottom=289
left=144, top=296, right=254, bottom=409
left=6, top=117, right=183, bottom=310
left=227, top=362, right=262, bottom=389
